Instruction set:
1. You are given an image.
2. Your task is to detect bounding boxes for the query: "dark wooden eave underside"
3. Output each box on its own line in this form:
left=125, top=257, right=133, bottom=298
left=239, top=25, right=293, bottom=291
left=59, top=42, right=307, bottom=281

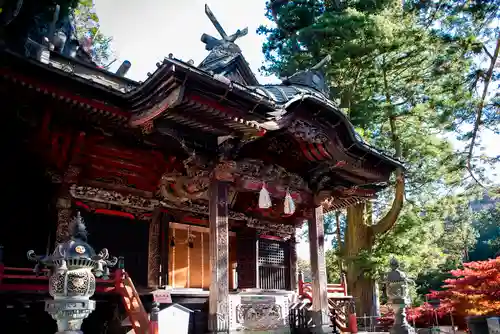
left=0, top=48, right=404, bottom=206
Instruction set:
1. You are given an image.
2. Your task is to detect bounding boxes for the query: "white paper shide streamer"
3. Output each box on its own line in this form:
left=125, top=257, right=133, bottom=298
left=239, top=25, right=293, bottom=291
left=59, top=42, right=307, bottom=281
left=283, top=190, right=296, bottom=215
left=258, top=183, right=272, bottom=209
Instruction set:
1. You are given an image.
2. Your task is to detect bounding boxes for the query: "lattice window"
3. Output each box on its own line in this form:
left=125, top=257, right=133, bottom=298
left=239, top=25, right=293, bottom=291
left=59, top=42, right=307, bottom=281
left=258, top=238, right=290, bottom=290
left=258, top=239, right=286, bottom=266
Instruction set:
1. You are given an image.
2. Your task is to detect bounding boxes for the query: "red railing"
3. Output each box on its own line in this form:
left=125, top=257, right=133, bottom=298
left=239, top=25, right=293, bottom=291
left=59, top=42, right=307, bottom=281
left=298, top=275, right=358, bottom=333
left=0, top=263, right=121, bottom=293
left=0, top=263, right=152, bottom=334
left=298, top=279, right=348, bottom=302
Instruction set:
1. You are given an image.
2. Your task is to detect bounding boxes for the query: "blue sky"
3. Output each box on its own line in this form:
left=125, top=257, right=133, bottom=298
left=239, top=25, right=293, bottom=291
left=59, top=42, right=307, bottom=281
left=94, top=0, right=499, bottom=260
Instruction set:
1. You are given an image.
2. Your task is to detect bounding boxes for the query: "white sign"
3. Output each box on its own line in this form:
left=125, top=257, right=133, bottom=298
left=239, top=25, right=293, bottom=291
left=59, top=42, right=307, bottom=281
left=153, top=290, right=172, bottom=304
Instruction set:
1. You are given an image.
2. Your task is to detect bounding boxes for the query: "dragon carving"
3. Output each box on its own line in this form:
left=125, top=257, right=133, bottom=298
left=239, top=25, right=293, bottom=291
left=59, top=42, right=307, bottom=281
left=159, top=154, right=211, bottom=203
left=158, top=156, right=309, bottom=203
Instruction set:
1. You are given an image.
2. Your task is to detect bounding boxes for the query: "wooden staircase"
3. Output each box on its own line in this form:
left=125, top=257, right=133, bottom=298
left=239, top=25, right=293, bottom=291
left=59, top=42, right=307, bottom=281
left=298, top=277, right=358, bottom=333
left=114, top=269, right=152, bottom=334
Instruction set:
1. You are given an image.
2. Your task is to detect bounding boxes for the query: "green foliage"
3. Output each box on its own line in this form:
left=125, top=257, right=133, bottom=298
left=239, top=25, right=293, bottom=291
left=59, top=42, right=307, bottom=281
left=260, top=0, right=472, bottom=200
left=470, top=202, right=500, bottom=260
left=3, top=0, right=113, bottom=67
left=407, top=0, right=500, bottom=185
left=325, top=249, right=342, bottom=283
left=71, top=0, right=114, bottom=66
left=297, top=258, right=312, bottom=281
left=259, top=0, right=496, bottom=306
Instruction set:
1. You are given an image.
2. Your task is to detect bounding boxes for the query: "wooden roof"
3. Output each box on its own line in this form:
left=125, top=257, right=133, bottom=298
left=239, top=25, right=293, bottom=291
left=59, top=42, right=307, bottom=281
left=0, top=40, right=404, bottom=220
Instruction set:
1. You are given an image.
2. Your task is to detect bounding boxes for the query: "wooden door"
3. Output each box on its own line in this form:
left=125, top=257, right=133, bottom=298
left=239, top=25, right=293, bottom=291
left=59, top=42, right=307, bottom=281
left=167, top=223, right=236, bottom=289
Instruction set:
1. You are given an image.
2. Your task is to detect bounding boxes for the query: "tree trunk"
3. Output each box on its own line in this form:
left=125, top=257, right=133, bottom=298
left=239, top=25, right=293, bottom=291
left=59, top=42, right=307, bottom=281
left=345, top=202, right=375, bottom=317
left=340, top=58, right=406, bottom=321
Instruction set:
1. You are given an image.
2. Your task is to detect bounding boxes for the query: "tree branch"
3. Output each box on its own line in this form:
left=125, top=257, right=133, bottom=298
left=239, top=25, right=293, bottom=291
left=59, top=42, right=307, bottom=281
left=466, top=34, right=500, bottom=188
left=483, top=44, right=494, bottom=60
left=371, top=59, right=405, bottom=235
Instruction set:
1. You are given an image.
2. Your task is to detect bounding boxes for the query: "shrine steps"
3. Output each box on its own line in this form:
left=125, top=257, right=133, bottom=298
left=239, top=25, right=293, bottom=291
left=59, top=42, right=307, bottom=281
left=298, top=279, right=358, bottom=333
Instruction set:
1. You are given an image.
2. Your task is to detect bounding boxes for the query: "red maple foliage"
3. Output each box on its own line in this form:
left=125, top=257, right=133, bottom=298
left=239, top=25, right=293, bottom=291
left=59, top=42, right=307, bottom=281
left=429, top=256, right=500, bottom=317
left=378, top=257, right=500, bottom=330
left=378, top=303, right=455, bottom=329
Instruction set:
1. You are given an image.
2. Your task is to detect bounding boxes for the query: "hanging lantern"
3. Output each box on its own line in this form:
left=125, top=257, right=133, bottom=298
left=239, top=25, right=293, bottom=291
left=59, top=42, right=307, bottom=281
left=283, top=190, right=296, bottom=215
left=258, top=183, right=272, bottom=209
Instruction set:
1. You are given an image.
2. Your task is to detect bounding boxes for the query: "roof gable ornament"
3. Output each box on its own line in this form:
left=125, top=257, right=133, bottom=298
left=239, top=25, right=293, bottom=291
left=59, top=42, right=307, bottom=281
left=198, top=4, right=258, bottom=85
left=201, top=4, right=248, bottom=52
left=282, top=55, right=331, bottom=96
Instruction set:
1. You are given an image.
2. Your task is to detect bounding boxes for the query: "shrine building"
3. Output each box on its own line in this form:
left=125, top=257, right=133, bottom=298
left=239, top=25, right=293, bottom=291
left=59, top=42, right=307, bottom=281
left=0, top=3, right=403, bottom=333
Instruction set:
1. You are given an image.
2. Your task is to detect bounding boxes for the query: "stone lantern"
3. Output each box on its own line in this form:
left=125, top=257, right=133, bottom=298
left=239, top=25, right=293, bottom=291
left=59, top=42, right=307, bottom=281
left=384, top=258, right=415, bottom=334
left=27, top=212, right=117, bottom=334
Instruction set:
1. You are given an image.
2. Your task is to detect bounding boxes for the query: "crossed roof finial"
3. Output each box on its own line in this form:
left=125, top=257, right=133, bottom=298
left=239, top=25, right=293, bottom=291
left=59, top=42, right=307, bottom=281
left=201, top=4, right=248, bottom=50
left=310, top=55, right=331, bottom=71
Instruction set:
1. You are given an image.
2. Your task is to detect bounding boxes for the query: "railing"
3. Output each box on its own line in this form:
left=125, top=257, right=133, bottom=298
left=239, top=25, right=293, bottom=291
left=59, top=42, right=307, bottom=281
left=297, top=275, right=358, bottom=333
left=289, top=300, right=312, bottom=333
left=298, top=277, right=348, bottom=302
left=0, top=264, right=120, bottom=293
left=0, top=246, right=153, bottom=334
left=355, top=315, right=389, bottom=332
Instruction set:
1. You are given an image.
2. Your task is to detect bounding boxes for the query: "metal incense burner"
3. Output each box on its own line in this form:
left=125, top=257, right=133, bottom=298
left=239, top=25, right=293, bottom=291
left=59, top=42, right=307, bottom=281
left=27, top=212, right=117, bottom=334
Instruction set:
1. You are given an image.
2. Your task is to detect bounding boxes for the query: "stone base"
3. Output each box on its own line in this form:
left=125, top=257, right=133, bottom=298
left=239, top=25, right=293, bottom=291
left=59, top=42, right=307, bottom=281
left=310, top=325, right=334, bottom=333
left=390, top=325, right=416, bottom=334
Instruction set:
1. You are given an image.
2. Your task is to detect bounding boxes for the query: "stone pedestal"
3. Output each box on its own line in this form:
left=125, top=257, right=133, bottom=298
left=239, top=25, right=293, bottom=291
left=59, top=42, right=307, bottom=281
left=387, top=299, right=414, bottom=334
left=46, top=299, right=96, bottom=334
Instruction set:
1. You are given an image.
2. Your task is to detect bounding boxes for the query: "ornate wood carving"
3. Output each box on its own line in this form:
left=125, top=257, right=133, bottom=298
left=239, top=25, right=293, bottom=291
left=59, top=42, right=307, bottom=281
left=235, top=159, right=309, bottom=191
left=208, top=180, right=230, bottom=332
left=288, top=119, right=328, bottom=144
left=148, top=210, right=161, bottom=288
left=70, top=184, right=284, bottom=223
left=235, top=303, right=284, bottom=330
left=55, top=164, right=82, bottom=244
left=308, top=206, right=330, bottom=326
left=158, top=157, right=311, bottom=206
left=246, top=220, right=295, bottom=240
left=70, top=185, right=157, bottom=210
left=55, top=195, right=73, bottom=244
left=267, top=136, right=303, bottom=161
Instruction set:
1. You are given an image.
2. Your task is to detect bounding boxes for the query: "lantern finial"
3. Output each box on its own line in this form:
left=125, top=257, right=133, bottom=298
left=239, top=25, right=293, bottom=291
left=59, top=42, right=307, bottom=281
left=70, top=211, right=88, bottom=242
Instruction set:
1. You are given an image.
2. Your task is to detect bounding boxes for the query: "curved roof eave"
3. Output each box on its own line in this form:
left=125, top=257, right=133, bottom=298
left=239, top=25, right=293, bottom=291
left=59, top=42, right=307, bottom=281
left=281, top=94, right=406, bottom=171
